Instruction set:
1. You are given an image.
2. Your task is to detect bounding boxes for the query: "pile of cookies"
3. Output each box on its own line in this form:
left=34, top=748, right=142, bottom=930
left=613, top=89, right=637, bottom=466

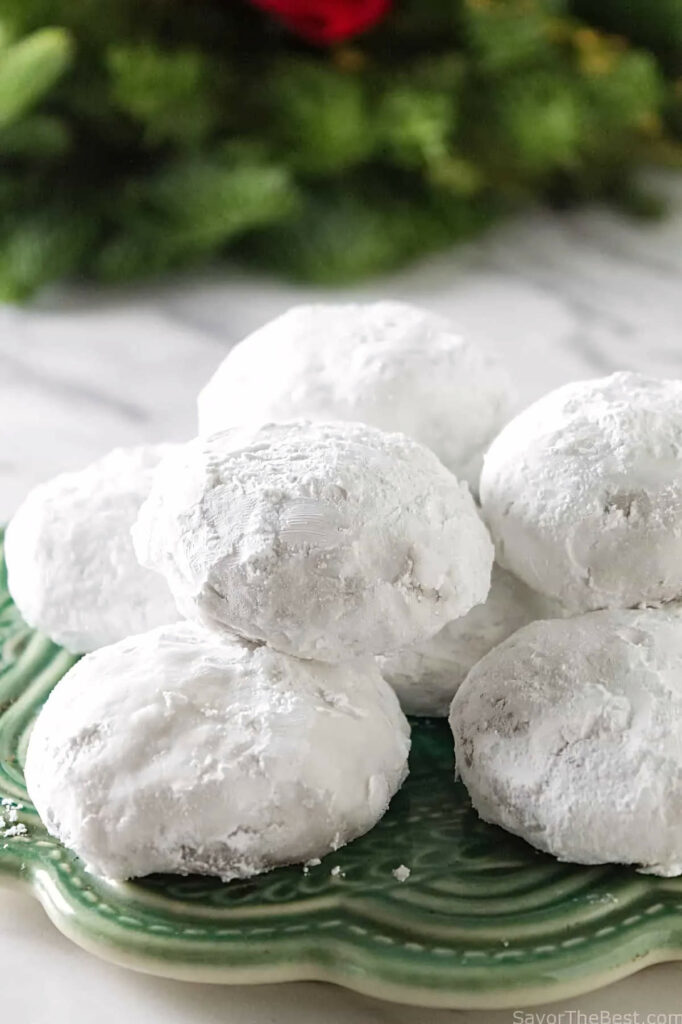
left=7, top=301, right=682, bottom=881
left=456, top=373, right=682, bottom=877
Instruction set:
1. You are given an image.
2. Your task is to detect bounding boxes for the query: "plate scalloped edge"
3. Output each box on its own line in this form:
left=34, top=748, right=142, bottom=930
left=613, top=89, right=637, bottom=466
left=2, top=529, right=682, bottom=1009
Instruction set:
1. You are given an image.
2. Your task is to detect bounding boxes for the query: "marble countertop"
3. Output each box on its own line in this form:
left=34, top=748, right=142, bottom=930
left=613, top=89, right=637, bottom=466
left=1, top=171, right=681, bottom=1020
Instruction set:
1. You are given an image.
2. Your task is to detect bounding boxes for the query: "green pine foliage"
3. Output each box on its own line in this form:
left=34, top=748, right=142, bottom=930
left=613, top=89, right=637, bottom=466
left=107, top=45, right=222, bottom=147
left=0, top=27, right=72, bottom=128
left=572, top=0, right=682, bottom=73
left=0, top=0, right=678, bottom=299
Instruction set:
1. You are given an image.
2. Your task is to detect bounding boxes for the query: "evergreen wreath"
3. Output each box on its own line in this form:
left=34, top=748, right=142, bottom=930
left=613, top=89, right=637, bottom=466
left=0, top=0, right=679, bottom=300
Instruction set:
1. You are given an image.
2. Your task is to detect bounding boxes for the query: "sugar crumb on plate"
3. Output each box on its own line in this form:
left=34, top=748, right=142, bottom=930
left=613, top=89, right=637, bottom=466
left=392, top=864, right=411, bottom=882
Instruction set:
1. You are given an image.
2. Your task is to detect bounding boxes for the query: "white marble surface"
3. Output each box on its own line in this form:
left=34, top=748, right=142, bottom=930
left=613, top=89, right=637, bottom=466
left=1, top=171, right=681, bottom=1018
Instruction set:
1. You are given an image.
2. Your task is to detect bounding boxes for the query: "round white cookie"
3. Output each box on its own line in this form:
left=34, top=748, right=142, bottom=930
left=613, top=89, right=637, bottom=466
left=378, top=565, right=565, bottom=717
left=5, top=445, right=179, bottom=653
left=25, top=622, right=410, bottom=881
left=450, top=609, right=682, bottom=876
left=480, top=372, right=682, bottom=613
left=197, top=302, right=515, bottom=490
left=133, top=421, right=494, bottom=662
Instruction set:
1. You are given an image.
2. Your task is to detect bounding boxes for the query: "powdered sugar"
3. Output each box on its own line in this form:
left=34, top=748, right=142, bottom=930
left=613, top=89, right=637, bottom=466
left=197, top=302, right=515, bottom=491
left=392, top=864, right=411, bottom=882
left=451, top=609, right=682, bottom=876
left=378, top=565, right=565, bottom=717
left=3, top=823, right=27, bottom=839
left=133, top=420, right=493, bottom=662
left=481, top=372, right=682, bottom=612
left=5, top=445, right=180, bottom=652
left=24, top=621, right=410, bottom=882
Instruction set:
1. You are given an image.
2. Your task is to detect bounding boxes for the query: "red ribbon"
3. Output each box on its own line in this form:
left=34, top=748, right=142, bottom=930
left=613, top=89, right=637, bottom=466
left=249, top=0, right=391, bottom=45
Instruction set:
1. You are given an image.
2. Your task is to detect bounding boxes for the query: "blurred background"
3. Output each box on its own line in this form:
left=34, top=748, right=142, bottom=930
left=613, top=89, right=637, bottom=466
left=0, top=0, right=680, bottom=520
left=0, top=0, right=680, bottom=299
left=1, top=1, right=682, bottom=1019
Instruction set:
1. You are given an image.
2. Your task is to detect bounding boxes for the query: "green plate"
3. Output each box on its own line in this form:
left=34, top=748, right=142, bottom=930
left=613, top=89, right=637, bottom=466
left=2, top=531, right=682, bottom=1009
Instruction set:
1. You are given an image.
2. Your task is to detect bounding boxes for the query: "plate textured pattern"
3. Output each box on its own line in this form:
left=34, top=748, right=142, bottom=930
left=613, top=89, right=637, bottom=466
left=1, top=529, right=682, bottom=1008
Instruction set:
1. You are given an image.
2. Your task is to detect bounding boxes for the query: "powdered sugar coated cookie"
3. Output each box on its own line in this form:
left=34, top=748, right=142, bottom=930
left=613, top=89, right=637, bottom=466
left=378, top=565, right=564, bottom=717
left=133, top=420, right=494, bottom=662
left=25, top=622, right=410, bottom=881
left=197, top=302, right=515, bottom=490
left=5, top=445, right=179, bottom=652
left=481, top=373, right=682, bottom=612
left=451, top=609, right=682, bottom=876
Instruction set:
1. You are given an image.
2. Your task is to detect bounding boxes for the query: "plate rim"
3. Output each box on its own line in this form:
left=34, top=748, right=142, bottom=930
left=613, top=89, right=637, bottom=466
left=4, top=528, right=682, bottom=1009
left=3, top=868, right=682, bottom=1009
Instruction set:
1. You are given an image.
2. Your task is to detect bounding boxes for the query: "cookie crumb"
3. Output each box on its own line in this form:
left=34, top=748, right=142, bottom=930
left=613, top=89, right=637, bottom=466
left=3, top=823, right=27, bottom=838
left=330, top=865, right=345, bottom=878
left=392, top=864, right=411, bottom=882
